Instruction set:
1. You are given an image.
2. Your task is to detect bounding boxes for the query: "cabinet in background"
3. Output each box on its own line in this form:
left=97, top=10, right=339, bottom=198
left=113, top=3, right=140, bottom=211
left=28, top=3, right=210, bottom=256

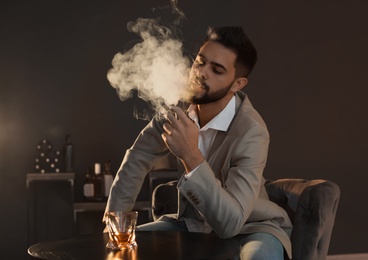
left=27, top=173, right=75, bottom=245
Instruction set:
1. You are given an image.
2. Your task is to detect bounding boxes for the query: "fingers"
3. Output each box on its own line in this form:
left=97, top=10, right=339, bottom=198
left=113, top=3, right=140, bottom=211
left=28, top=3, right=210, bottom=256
left=162, top=106, right=194, bottom=140
left=162, top=122, right=172, bottom=135
left=163, top=108, right=180, bottom=131
left=161, top=132, right=168, bottom=143
left=164, top=109, right=177, bottom=124
left=161, top=127, right=172, bottom=150
left=162, top=108, right=182, bottom=143
left=170, top=106, right=186, bottom=120
left=165, top=106, right=192, bottom=125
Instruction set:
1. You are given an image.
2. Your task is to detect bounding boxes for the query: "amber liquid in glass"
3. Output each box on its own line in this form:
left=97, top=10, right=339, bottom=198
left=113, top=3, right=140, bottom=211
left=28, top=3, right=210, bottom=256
left=113, top=231, right=133, bottom=246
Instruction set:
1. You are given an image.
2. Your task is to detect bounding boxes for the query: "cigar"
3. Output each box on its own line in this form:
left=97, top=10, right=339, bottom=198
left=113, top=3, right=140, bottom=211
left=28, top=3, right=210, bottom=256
left=160, top=102, right=179, bottom=119
left=160, top=102, right=191, bottom=121
left=160, top=102, right=172, bottom=113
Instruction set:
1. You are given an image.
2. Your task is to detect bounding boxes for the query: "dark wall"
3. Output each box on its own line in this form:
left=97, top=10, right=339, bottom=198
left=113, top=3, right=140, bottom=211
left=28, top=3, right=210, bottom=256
left=1, top=0, right=367, bottom=259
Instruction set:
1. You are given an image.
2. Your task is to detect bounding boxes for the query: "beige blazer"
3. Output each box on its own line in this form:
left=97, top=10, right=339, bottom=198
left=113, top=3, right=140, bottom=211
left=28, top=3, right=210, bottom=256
left=106, top=91, right=292, bottom=258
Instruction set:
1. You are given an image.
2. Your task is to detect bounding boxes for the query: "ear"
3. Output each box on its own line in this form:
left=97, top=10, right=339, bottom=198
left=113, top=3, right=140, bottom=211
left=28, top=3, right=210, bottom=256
left=231, top=77, right=248, bottom=92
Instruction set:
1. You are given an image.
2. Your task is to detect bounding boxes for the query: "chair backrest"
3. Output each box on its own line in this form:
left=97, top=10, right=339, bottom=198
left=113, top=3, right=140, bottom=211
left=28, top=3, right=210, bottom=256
left=152, top=180, right=179, bottom=220
left=152, top=178, right=340, bottom=260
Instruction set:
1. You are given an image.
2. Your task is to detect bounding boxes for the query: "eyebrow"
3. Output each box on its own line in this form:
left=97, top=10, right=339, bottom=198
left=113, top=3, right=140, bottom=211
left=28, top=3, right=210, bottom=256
left=198, top=53, right=228, bottom=72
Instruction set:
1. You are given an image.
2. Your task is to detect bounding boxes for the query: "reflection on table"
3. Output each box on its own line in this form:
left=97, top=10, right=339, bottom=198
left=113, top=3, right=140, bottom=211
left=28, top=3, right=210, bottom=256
left=28, top=231, right=240, bottom=260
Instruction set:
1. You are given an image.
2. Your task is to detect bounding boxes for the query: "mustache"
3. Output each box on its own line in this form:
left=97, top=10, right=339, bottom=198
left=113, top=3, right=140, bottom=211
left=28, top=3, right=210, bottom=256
left=191, top=77, right=209, bottom=90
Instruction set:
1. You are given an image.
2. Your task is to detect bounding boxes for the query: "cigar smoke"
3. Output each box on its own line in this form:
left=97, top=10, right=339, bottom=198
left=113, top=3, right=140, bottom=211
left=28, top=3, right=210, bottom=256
left=107, top=0, right=191, bottom=119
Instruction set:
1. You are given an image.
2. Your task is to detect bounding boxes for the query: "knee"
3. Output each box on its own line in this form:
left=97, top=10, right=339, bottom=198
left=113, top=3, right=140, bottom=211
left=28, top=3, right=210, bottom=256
left=238, top=233, right=284, bottom=260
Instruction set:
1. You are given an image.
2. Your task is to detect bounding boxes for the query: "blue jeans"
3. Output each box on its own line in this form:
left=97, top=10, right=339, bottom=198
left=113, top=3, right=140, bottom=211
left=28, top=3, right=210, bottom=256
left=137, top=220, right=284, bottom=260
left=235, top=232, right=284, bottom=260
left=137, top=219, right=189, bottom=232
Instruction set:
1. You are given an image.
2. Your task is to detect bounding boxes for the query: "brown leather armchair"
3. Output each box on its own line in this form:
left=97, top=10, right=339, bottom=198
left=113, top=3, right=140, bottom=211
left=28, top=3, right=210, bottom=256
left=152, top=178, right=340, bottom=260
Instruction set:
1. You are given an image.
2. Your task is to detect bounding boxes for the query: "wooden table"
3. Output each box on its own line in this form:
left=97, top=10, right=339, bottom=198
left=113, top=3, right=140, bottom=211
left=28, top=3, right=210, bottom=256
left=28, top=231, right=240, bottom=259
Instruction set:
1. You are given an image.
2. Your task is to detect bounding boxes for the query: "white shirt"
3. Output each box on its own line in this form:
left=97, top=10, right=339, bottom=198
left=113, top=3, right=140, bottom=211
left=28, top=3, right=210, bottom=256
left=186, top=95, right=236, bottom=178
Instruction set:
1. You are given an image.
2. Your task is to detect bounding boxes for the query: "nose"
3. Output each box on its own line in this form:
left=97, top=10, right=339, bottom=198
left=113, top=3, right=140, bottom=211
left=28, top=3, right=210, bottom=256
left=196, top=64, right=208, bottom=80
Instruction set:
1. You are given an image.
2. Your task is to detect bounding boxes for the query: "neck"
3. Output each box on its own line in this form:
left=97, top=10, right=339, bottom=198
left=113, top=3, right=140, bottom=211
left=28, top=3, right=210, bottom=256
left=196, top=93, right=234, bottom=128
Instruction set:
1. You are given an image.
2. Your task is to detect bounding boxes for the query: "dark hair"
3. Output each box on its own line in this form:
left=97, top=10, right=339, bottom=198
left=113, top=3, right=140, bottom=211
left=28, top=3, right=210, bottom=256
left=205, top=26, right=257, bottom=77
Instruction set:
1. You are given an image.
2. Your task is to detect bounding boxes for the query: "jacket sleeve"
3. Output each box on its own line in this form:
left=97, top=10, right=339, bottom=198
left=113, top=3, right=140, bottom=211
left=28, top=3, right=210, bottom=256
left=178, top=123, right=269, bottom=238
left=105, top=117, right=170, bottom=213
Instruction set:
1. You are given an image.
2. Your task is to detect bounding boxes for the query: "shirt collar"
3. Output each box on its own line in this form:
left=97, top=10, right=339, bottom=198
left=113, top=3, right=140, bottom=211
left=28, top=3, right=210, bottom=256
left=188, top=95, right=236, bottom=131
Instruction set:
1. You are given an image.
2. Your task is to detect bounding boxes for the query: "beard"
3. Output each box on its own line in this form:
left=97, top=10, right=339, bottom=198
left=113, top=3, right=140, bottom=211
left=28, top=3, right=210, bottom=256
left=190, top=80, right=235, bottom=105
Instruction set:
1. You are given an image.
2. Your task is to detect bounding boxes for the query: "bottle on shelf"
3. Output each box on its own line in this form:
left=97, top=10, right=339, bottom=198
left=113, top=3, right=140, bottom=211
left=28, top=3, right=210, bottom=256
left=103, top=161, right=114, bottom=199
left=83, top=167, right=95, bottom=201
left=93, top=163, right=104, bottom=201
left=63, top=134, right=74, bottom=173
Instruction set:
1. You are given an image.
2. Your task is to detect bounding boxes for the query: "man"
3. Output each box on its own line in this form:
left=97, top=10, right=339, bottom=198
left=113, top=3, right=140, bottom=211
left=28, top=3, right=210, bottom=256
left=105, top=26, right=292, bottom=259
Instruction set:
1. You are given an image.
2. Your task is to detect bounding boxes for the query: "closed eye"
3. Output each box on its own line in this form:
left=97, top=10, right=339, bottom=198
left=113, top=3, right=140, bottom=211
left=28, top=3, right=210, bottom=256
left=212, top=66, right=224, bottom=74
left=194, top=53, right=228, bottom=75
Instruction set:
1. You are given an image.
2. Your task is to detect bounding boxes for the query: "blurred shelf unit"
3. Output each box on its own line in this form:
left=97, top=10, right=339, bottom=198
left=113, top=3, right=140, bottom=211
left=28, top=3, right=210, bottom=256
left=26, top=170, right=179, bottom=239
left=27, top=172, right=75, bottom=244
left=26, top=172, right=75, bottom=188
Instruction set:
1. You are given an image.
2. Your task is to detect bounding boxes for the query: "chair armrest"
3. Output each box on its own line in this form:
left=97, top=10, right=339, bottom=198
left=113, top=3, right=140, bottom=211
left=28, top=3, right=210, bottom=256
left=266, top=178, right=340, bottom=260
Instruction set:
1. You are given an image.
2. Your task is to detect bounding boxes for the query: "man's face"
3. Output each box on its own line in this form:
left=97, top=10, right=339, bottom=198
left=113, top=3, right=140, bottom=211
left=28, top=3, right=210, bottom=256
left=189, top=41, right=237, bottom=104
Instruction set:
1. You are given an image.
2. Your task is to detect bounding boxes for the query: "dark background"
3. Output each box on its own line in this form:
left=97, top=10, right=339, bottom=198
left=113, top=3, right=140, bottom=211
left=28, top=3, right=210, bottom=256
left=1, top=0, right=367, bottom=259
